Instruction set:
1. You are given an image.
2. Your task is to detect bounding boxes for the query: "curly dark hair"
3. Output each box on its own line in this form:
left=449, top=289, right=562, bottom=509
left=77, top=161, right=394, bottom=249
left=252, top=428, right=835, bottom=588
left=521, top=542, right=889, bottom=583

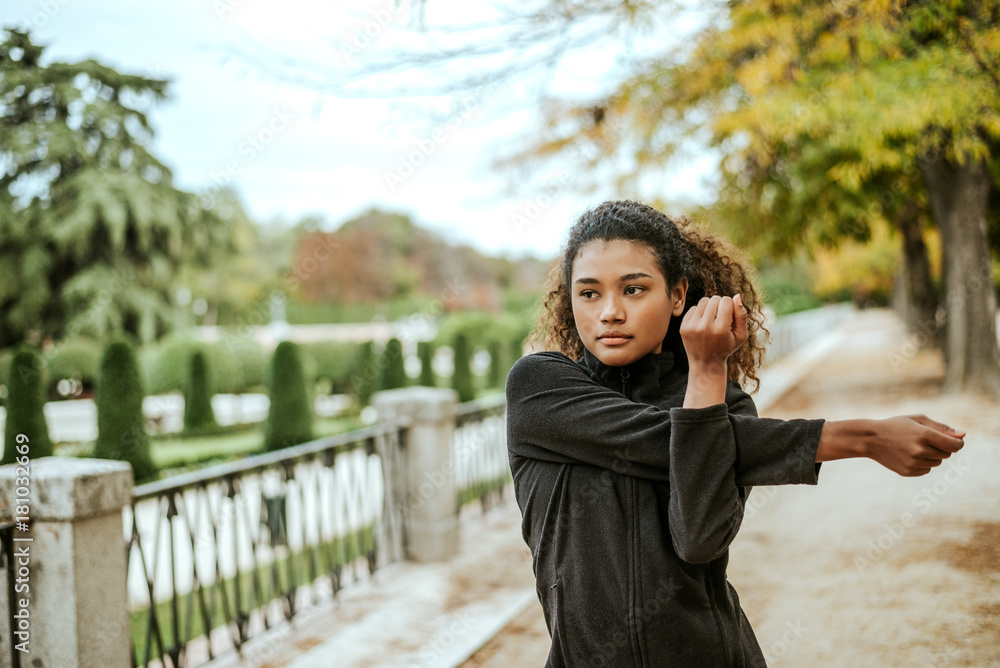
left=529, top=200, right=768, bottom=393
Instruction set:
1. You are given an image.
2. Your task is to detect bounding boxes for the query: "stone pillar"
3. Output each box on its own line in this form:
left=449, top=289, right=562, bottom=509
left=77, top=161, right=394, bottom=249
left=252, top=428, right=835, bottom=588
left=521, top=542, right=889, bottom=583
left=0, top=457, right=133, bottom=668
left=373, top=387, right=459, bottom=562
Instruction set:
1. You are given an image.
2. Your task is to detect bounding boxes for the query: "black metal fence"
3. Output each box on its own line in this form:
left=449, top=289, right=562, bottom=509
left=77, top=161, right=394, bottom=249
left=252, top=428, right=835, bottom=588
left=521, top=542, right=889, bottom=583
left=122, top=394, right=512, bottom=668
left=124, top=420, right=407, bottom=668
left=454, top=395, right=510, bottom=512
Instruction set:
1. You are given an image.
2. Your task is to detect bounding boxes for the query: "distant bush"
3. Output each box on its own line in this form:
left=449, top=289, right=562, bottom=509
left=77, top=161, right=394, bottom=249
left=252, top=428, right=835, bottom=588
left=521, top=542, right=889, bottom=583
left=142, top=334, right=267, bottom=396
left=2, top=347, right=53, bottom=464
left=300, top=340, right=368, bottom=395
left=142, top=335, right=201, bottom=396
left=264, top=341, right=314, bottom=452
left=378, top=338, right=407, bottom=391
left=452, top=334, right=475, bottom=402
left=220, top=335, right=269, bottom=393
left=44, top=337, right=101, bottom=397
left=418, top=340, right=435, bottom=387
left=434, top=311, right=532, bottom=349
left=486, top=339, right=502, bottom=390
left=183, top=350, right=217, bottom=432
left=350, top=341, right=377, bottom=406
left=95, top=340, right=157, bottom=483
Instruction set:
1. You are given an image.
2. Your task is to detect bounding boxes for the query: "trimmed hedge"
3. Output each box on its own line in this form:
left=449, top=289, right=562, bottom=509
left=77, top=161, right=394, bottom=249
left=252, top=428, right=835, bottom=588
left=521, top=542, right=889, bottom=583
left=95, top=340, right=158, bottom=483
left=452, top=334, right=475, bottom=403
left=378, top=338, right=407, bottom=391
left=264, top=341, right=314, bottom=452
left=299, top=340, right=369, bottom=395
left=350, top=341, right=377, bottom=406
left=142, top=334, right=267, bottom=396
left=2, top=347, right=53, bottom=464
left=183, top=350, right=217, bottom=432
left=418, top=340, right=435, bottom=387
left=486, top=339, right=502, bottom=390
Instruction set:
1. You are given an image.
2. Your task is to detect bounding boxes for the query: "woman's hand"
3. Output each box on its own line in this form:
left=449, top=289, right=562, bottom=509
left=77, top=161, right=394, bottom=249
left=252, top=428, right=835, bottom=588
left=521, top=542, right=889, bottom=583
left=865, top=415, right=966, bottom=476
left=680, top=294, right=748, bottom=408
left=680, top=294, right=749, bottom=368
left=817, top=415, right=966, bottom=477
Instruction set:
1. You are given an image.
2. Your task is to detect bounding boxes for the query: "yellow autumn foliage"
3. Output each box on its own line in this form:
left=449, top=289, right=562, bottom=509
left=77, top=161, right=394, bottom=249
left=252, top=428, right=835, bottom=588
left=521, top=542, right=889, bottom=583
left=813, top=223, right=942, bottom=305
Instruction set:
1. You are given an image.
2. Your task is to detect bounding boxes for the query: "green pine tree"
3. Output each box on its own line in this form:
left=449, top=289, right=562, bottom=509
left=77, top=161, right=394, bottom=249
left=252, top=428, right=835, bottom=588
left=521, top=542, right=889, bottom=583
left=183, top=350, right=217, bottom=432
left=452, top=334, right=475, bottom=403
left=94, top=340, right=157, bottom=482
left=378, top=338, right=407, bottom=391
left=418, top=340, right=435, bottom=387
left=264, top=341, right=313, bottom=451
left=2, top=347, right=53, bottom=464
left=0, top=29, right=242, bottom=347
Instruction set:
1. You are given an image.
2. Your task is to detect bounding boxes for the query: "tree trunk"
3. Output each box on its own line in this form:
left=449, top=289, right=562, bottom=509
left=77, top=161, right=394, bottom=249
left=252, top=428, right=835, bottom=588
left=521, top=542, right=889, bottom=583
left=921, top=154, right=1000, bottom=395
left=894, top=201, right=940, bottom=347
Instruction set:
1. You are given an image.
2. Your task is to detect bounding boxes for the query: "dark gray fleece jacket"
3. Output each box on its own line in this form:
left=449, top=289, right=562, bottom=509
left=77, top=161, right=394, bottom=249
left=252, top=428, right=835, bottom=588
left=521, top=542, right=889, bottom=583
left=505, top=347, right=825, bottom=667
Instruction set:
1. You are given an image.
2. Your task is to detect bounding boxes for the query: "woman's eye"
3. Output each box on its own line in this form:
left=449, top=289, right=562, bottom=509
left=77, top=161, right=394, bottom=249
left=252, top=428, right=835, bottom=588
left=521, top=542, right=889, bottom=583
left=580, top=290, right=598, bottom=299
left=624, top=286, right=645, bottom=296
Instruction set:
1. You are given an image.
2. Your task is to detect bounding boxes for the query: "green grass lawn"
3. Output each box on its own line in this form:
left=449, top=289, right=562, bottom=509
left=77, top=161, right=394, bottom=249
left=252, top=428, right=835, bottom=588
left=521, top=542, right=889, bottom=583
left=130, top=524, right=375, bottom=664
left=148, top=415, right=364, bottom=476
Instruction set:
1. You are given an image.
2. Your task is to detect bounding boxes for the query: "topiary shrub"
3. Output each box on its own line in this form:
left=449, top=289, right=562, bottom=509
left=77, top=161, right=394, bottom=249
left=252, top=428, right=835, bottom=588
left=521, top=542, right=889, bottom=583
left=486, top=339, right=502, bottom=390
left=378, top=338, right=407, bottom=391
left=2, top=347, right=53, bottom=464
left=350, top=341, right=377, bottom=406
left=183, top=350, right=217, bottom=432
left=95, top=339, right=158, bottom=483
left=452, top=334, right=475, bottom=403
left=418, top=340, right=435, bottom=387
left=264, top=341, right=314, bottom=452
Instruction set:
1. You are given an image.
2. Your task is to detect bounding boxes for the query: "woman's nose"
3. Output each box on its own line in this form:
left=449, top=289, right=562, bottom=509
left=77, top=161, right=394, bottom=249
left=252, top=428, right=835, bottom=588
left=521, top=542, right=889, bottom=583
left=600, top=296, right=624, bottom=323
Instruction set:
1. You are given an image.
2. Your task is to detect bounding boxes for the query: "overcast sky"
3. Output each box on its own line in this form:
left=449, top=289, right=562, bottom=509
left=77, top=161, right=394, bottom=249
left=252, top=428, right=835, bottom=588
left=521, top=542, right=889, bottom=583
left=5, top=0, right=716, bottom=259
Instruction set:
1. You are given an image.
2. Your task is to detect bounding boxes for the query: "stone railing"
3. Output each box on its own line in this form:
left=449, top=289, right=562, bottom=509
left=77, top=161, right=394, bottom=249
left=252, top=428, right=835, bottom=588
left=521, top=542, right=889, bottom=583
left=0, top=387, right=509, bottom=667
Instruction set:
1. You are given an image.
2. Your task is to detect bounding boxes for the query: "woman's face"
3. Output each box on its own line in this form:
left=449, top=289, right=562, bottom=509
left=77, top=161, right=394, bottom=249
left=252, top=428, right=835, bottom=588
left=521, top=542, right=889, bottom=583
left=570, top=239, right=687, bottom=367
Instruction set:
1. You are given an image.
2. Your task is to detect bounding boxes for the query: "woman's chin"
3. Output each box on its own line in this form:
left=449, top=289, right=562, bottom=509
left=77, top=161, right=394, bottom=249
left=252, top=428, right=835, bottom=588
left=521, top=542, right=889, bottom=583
left=592, top=347, right=641, bottom=367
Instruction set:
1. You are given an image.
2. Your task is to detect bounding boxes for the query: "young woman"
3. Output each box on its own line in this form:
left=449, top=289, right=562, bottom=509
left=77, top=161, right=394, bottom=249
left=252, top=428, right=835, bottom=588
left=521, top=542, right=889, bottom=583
left=505, top=200, right=965, bottom=667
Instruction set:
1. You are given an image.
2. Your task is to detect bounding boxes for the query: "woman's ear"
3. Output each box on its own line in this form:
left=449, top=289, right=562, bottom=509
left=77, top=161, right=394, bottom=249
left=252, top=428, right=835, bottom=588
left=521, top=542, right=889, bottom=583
left=670, top=277, right=688, bottom=316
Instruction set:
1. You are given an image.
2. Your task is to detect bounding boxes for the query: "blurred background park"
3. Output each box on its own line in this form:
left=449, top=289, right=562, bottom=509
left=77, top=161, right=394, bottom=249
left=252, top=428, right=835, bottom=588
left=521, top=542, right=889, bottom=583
left=3, top=0, right=997, bottom=480
left=2, top=1, right=1000, bottom=666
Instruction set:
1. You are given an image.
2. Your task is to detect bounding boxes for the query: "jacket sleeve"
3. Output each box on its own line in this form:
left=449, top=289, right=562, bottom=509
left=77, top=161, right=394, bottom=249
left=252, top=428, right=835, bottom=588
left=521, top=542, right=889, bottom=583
left=506, top=352, right=678, bottom=481
left=506, top=352, right=825, bottom=486
left=666, top=403, right=744, bottom=563
left=728, top=387, right=825, bottom=487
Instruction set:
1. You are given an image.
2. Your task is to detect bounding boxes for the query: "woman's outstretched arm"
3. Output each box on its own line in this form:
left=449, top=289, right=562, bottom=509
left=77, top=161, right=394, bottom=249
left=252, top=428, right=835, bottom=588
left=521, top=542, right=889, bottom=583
left=682, top=295, right=966, bottom=479
left=817, top=416, right=965, bottom=477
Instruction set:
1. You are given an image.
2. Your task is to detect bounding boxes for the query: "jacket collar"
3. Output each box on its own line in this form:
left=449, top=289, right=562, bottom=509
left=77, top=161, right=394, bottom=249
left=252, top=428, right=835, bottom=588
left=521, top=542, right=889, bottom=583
left=581, top=346, right=676, bottom=402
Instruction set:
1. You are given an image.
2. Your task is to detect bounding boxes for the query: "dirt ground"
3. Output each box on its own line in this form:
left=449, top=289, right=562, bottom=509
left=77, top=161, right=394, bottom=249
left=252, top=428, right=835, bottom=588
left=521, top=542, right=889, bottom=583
left=461, top=310, right=1000, bottom=667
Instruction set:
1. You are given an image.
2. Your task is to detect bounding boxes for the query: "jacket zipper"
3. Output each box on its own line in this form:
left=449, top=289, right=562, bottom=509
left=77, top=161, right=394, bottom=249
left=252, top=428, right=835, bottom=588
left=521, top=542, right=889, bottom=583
left=622, top=366, right=644, bottom=666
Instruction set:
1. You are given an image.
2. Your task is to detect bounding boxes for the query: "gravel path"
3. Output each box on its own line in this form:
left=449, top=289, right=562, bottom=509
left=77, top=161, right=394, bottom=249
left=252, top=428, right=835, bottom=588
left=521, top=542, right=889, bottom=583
left=462, top=310, right=1000, bottom=667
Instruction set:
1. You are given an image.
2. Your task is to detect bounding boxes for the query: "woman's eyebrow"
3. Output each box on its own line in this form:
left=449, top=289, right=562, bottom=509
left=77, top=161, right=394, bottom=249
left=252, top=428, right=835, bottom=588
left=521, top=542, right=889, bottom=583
left=574, top=272, right=653, bottom=285
left=619, top=272, right=653, bottom=282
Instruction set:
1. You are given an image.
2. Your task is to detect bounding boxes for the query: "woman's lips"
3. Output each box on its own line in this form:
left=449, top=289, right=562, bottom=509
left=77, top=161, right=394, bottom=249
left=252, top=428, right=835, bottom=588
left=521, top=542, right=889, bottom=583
left=598, top=332, right=632, bottom=346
